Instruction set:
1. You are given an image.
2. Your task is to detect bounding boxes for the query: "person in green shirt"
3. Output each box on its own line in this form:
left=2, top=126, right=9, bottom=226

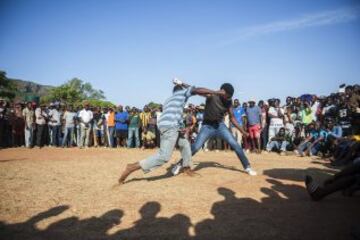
left=127, top=108, right=141, bottom=148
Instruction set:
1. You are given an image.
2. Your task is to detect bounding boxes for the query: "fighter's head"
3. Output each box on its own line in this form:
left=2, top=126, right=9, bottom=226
left=220, top=83, right=234, bottom=100
left=173, top=85, right=184, bottom=93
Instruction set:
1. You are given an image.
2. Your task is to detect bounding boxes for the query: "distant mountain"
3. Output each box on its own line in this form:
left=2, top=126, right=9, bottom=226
left=9, top=78, right=54, bottom=101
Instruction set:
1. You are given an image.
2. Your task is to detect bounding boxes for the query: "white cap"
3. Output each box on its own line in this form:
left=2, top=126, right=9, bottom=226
left=249, top=98, right=256, bottom=103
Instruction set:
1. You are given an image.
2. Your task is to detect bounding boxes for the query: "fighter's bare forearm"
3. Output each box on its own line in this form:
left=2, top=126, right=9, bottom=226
left=192, top=88, right=225, bottom=97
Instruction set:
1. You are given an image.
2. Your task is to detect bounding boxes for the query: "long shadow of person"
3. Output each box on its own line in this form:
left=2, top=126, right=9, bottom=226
left=0, top=205, right=69, bottom=240
left=113, top=201, right=191, bottom=240
left=42, top=209, right=123, bottom=240
left=194, top=187, right=262, bottom=240
left=263, top=167, right=336, bottom=182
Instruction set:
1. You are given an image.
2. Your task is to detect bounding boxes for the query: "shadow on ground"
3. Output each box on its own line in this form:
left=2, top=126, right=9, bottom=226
left=1, top=168, right=359, bottom=240
left=125, top=161, right=245, bottom=183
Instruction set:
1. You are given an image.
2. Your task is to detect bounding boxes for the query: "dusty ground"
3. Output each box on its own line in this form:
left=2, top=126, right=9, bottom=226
left=0, top=147, right=359, bottom=240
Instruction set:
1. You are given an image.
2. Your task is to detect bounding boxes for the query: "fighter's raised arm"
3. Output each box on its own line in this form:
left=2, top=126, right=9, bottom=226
left=173, top=78, right=226, bottom=97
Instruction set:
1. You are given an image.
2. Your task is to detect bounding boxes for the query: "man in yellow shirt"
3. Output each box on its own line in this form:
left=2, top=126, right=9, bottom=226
left=139, top=105, right=151, bottom=129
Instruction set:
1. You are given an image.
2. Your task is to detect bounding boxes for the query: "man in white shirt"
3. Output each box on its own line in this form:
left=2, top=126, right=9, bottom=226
left=78, top=103, right=93, bottom=148
left=35, top=104, right=48, bottom=147
left=48, top=104, right=62, bottom=147
left=268, top=99, right=285, bottom=142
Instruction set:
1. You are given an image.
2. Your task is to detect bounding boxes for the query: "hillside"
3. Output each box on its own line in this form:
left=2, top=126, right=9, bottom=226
left=9, top=78, right=54, bottom=101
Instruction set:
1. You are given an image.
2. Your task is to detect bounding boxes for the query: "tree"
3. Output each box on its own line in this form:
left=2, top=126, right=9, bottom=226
left=43, top=78, right=107, bottom=105
left=0, top=71, right=16, bottom=100
left=147, top=101, right=162, bottom=109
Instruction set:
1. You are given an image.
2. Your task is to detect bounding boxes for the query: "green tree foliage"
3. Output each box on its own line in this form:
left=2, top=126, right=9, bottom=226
left=42, top=78, right=110, bottom=106
left=0, top=71, right=16, bottom=100
left=147, top=101, right=161, bottom=109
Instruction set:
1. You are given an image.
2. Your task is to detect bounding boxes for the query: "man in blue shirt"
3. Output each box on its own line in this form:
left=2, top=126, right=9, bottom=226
left=115, top=106, right=129, bottom=148
left=231, top=99, right=245, bottom=146
left=245, top=99, right=262, bottom=153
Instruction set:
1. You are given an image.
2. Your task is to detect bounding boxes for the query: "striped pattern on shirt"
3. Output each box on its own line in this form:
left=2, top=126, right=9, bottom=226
left=157, top=86, right=194, bottom=129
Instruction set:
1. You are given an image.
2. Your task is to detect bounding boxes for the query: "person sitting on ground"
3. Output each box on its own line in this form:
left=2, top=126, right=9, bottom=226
left=295, top=121, right=327, bottom=157
left=305, top=159, right=360, bottom=201
left=265, top=127, right=290, bottom=155
left=141, top=127, right=156, bottom=149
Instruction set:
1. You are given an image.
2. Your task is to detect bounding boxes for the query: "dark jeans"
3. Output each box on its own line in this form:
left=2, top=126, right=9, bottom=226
left=191, top=122, right=250, bottom=169
left=62, top=126, right=74, bottom=147
left=36, top=124, right=46, bottom=147
left=50, top=125, right=61, bottom=146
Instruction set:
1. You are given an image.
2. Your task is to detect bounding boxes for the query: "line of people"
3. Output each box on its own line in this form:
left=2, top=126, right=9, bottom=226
left=1, top=84, right=359, bottom=168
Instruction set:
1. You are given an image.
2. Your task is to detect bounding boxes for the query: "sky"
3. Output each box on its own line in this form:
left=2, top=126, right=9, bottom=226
left=0, top=0, right=359, bottom=107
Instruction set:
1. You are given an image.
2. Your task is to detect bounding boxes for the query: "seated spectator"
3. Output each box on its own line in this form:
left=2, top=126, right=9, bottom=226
left=295, top=121, right=327, bottom=157
left=265, top=127, right=290, bottom=155
left=141, top=127, right=156, bottom=149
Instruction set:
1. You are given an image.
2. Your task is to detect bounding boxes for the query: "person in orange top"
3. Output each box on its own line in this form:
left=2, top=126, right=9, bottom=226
left=106, top=107, right=116, bottom=147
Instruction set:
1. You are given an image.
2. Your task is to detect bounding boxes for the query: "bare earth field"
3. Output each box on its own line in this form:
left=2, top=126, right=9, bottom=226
left=0, top=147, right=359, bottom=240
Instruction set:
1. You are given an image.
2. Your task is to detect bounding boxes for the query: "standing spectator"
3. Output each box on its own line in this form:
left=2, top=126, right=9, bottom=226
left=92, top=107, right=104, bottom=147
left=105, top=107, right=115, bottom=147
left=140, top=105, right=151, bottom=130
left=22, top=102, right=35, bottom=148
left=268, top=99, right=285, bottom=142
left=258, top=100, right=268, bottom=150
left=75, top=106, right=82, bottom=147
left=62, top=105, right=76, bottom=147
left=127, top=108, right=141, bottom=148
left=10, top=103, right=25, bottom=147
left=245, top=99, right=262, bottom=153
left=48, top=104, right=61, bottom=147
left=300, top=101, right=313, bottom=135
left=115, top=105, right=128, bottom=148
left=311, top=95, right=321, bottom=122
left=231, top=99, right=245, bottom=146
left=35, top=104, right=48, bottom=148
left=337, top=95, right=353, bottom=136
left=78, top=103, right=93, bottom=148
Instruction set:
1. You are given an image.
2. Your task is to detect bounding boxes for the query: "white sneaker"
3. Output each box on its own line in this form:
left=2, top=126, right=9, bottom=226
left=245, top=167, right=257, bottom=176
left=171, top=163, right=182, bottom=176
left=245, top=149, right=250, bottom=154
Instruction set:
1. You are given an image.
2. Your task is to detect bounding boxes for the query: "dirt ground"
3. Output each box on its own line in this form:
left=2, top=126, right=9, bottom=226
left=0, top=147, right=359, bottom=240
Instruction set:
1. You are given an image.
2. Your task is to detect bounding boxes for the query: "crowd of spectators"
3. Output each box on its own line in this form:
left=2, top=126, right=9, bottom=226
left=0, top=84, right=359, bottom=167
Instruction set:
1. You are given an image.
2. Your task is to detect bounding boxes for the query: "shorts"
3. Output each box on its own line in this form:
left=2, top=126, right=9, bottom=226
left=116, top=129, right=128, bottom=139
left=248, top=124, right=261, bottom=139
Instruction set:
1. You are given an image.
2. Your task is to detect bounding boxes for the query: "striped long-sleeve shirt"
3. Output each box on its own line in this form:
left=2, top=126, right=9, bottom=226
left=157, top=86, right=194, bottom=129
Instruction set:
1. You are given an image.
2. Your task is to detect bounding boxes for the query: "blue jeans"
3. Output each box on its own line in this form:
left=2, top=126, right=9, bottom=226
left=50, top=125, right=61, bottom=146
left=24, top=125, right=34, bottom=147
left=140, top=127, right=192, bottom=173
left=127, top=127, right=140, bottom=148
left=190, top=122, right=250, bottom=169
left=297, top=141, right=320, bottom=155
left=266, top=140, right=289, bottom=152
left=62, top=126, right=74, bottom=147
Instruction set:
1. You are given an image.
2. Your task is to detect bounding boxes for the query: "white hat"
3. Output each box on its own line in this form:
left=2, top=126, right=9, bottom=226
left=249, top=98, right=256, bottom=103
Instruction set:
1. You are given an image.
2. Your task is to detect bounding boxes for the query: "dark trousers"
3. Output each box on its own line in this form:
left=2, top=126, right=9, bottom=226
left=36, top=124, right=46, bottom=147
